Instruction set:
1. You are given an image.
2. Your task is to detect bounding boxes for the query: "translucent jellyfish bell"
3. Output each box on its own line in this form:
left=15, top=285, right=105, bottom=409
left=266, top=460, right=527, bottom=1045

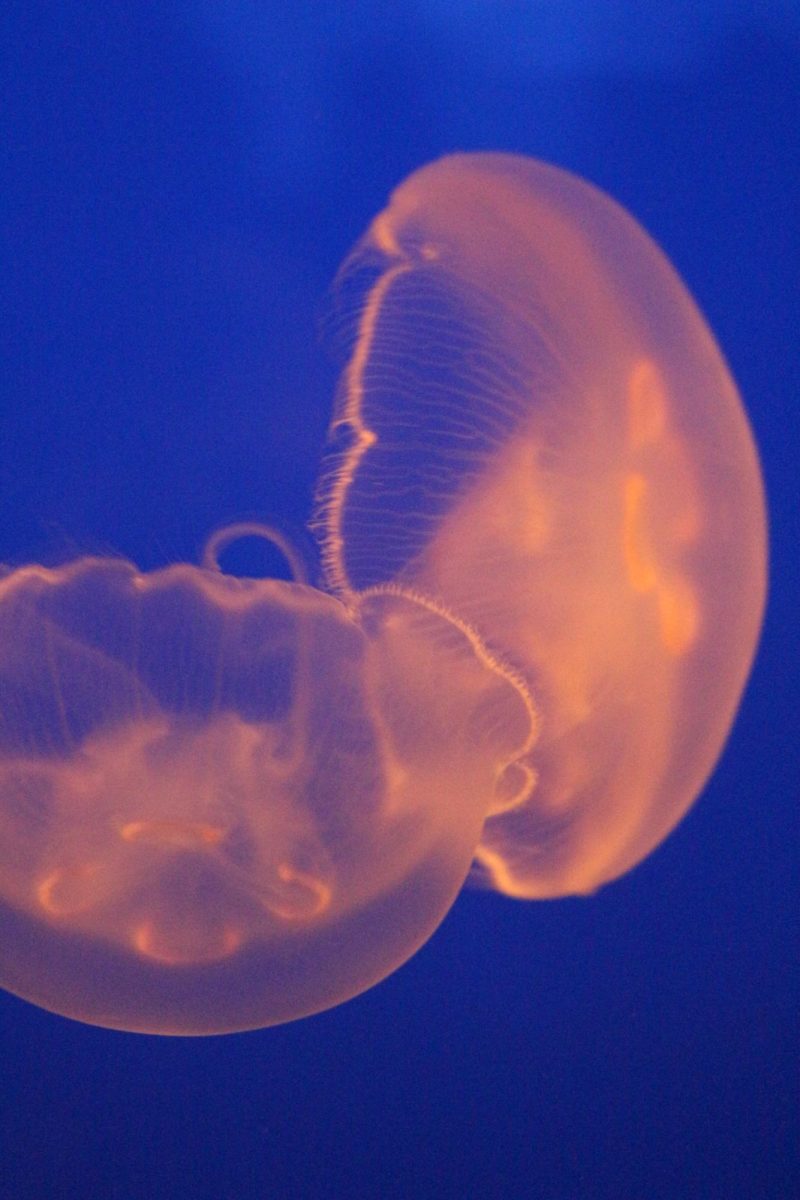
left=316, top=152, right=767, bottom=900
left=0, top=154, right=766, bottom=1034
left=0, top=530, right=532, bottom=1033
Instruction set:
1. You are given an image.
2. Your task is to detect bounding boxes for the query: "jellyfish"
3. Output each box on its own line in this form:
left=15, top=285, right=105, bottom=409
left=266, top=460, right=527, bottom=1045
left=0, top=154, right=766, bottom=1034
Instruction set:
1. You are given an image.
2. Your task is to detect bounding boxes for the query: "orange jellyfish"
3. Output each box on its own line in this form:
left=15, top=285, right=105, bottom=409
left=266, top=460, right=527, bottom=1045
left=0, top=154, right=766, bottom=1034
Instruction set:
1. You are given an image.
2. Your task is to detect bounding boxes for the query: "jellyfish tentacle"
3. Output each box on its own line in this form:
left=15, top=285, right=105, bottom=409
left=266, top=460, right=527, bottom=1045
left=202, top=521, right=309, bottom=585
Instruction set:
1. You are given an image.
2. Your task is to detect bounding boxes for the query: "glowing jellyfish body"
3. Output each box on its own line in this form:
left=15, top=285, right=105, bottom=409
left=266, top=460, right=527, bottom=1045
left=0, top=154, right=766, bottom=1033
left=0, top=557, right=529, bottom=1033
left=317, top=154, right=767, bottom=900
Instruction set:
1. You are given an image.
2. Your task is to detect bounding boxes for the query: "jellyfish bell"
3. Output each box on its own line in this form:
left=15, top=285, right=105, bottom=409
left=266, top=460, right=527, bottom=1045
left=0, top=526, right=533, bottom=1034
left=316, top=152, right=767, bottom=901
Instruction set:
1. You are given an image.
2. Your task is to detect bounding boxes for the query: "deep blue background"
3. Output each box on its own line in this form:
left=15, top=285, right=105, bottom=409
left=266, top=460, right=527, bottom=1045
left=1, top=4, right=798, bottom=1198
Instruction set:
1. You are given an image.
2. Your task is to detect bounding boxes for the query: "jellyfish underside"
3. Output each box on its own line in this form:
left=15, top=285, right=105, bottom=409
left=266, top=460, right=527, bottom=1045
left=0, top=154, right=766, bottom=1033
left=0, top=543, right=531, bottom=1033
